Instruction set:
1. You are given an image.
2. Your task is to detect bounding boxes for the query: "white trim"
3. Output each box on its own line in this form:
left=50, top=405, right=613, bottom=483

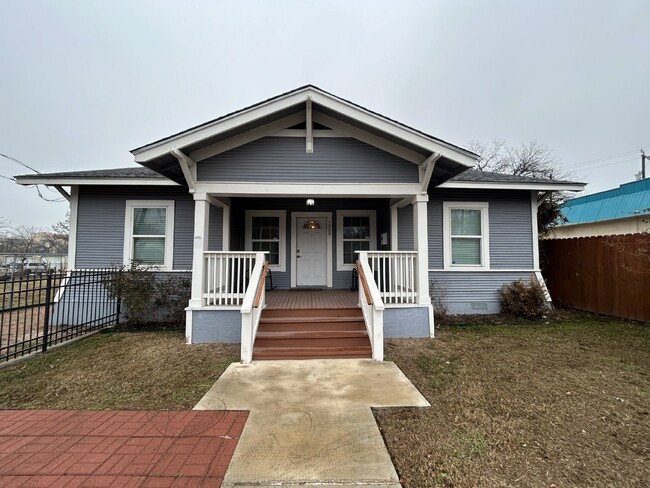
left=413, top=199, right=432, bottom=306
left=15, top=177, right=179, bottom=186
left=245, top=210, right=287, bottom=272
left=189, top=198, right=209, bottom=307
left=171, top=148, right=196, bottom=191
left=336, top=210, right=377, bottom=271
left=189, top=112, right=306, bottom=162
left=53, top=185, right=71, bottom=201
left=531, top=191, right=540, bottom=270
left=123, top=200, right=175, bottom=270
left=419, top=153, right=441, bottom=193
left=429, top=268, right=540, bottom=272
left=68, top=186, right=79, bottom=269
left=313, top=111, right=426, bottom=164
left=290, top=212, right=333, bottom=288
left=185, top=308, right=193, bottom=344
left=306, top=98, right=313, bottom=153
left=442, top=202, right=490, bottom=271
left=193, top=181, right=421, bottom=198
left=438, top=180, right=585, bottom=191
left=131, top=86, right=477, bottom=167
left=390, top=206, right=398, bottom=250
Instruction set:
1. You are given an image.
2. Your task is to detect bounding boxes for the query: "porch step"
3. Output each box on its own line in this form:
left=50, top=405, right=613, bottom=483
left=253, top=307, right=371, bottom=360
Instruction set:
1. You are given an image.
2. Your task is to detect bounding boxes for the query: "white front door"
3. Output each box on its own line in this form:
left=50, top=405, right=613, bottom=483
left=296, top=217, right=328, bottom=286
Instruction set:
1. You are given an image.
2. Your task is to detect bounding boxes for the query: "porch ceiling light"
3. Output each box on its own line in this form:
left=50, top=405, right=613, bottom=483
left=306, top=198, right=315, bottom=207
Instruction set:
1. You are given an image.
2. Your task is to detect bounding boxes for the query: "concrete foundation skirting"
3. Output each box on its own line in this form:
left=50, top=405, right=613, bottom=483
left=383, top=306, right=431, bottom=338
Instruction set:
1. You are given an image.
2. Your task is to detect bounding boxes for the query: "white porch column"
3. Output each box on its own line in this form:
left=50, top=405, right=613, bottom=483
left=189, top=194, right=210, bottom=308
left=413, top=194, right=431, bottom=305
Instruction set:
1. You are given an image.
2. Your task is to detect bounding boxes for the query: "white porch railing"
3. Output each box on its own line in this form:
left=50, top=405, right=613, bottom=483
left=203, top=252, right=259, bottom=306
left=365, top=251, right=418, bottom=304
left=356, top=255, right=385, bottom=361
left=240, top=254, right=268, bottom=364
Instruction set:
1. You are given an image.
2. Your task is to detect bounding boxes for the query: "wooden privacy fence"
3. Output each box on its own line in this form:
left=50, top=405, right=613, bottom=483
left=542, top=234, right=650, bottom=322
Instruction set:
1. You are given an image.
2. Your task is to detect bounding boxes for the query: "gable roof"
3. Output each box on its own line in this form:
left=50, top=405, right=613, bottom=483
left=439, top=169, right=585, bottom=191
left=560, top=178, right=650, bottom=225
left=129, top=85, right=481, bottom=186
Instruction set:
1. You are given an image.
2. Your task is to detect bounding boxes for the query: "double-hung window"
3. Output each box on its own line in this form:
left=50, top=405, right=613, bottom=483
left=245, top=210, right=286, bottom=271
left=336, top=210, right=377, bottom=270
left=443, top=202, right=489, bottom=269
left=124, top=200, right=175, bottom=269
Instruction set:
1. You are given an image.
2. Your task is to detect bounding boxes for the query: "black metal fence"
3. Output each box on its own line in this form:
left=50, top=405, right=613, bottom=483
left=0, top=269, right=121, bottom=363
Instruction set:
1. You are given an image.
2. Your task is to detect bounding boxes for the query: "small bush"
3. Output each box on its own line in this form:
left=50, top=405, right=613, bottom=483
left=500, top=275, right=547, bottom=318
left=429, top=279, right=449, bottom=324
left=104, top=262, right=190, bottom=327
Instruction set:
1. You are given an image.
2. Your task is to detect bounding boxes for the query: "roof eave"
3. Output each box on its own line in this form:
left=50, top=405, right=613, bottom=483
left=437, top=181, right=586, bottom=191
left=14, top=176, right=180, bottom=186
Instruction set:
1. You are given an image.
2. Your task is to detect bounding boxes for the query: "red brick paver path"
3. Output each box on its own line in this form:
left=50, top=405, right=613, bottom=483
left=0, top=410, right=248, bottom=487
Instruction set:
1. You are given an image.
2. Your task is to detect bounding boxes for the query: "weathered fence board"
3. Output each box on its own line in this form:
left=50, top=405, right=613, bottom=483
left=543, top=234, right=650, bottom=322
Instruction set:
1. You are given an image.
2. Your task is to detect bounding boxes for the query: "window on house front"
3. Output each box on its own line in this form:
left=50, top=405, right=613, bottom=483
left=443, top=202, right=489, bottom=269
left=336, top=210, right=376, bottom=270
left=245, top=210, right=286, bottom=271
left=124, top=200, right=175, bottom=269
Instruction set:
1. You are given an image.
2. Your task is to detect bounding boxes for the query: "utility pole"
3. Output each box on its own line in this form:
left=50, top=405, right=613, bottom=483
left=643, top=150, right=648, bottom=179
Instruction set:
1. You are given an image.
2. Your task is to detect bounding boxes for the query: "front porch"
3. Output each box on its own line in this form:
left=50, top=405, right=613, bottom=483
left=265, top=289, right=358, bottom=309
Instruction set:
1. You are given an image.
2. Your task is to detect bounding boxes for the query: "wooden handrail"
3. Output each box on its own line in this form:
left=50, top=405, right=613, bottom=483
left=356, top=260, right=372, bottom=306
left=253, top=261, right=269, bottom=309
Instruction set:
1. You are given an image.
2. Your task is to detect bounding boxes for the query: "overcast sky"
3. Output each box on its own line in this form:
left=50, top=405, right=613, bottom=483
left=1, top=0, right=648, bottom=228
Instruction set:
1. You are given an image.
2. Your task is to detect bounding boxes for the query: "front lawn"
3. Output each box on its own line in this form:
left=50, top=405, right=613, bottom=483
left=376, top=311, right=650, bottom=488
left=0, top=327, right=238, bottom=410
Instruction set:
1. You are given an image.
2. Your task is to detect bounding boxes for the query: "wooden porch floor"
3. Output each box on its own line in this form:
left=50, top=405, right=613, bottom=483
left=265, top=289, right=359, bottom=310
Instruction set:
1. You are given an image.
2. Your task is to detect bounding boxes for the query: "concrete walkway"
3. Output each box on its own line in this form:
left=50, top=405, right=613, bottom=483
left=194, top=359, right=429, bottom=488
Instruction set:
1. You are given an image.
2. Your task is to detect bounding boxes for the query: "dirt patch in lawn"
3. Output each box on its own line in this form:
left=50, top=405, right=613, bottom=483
left=0, top=326, right=239, bottom=410
left=375, top=311, right=650, bottom=488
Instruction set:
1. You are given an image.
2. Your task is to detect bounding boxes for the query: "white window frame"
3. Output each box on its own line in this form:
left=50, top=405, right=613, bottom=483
left=336, top=210, right=377, bottom=271
left=443, top=202, right=490, bottom=270
left=123, top=200, right=175, bottom=270
left=245, top=210, right=287, bottom=272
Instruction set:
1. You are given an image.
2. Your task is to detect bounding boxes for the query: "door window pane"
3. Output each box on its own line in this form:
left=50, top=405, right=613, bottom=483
left=252, top=241, right=279, bottom=265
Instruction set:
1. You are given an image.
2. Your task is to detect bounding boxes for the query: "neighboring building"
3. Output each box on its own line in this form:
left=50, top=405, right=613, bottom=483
left=552, top=179, right=650, bottom=239
left=15, top=86, right=584, bottom=361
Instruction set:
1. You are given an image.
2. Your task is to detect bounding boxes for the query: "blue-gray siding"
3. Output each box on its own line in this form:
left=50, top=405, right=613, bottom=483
left=75, top=186, right=195, bottom=270
left=430, top=271, right=536, bottom=314
left=427, top=189, right=534, bottom=269
left=197, top=137, right=419, bottom=183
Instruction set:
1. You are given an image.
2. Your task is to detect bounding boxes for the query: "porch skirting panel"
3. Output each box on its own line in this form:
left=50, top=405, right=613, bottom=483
left=384, top=307, right=430, bottom=338
left=189, top=309, right=241, bottom=343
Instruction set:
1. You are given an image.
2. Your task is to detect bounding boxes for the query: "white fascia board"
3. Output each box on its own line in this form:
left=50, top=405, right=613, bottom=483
left=308, top=90, right=478, bottom=168
left=14, top=177, right=180, bottom=186
left=132, top=91, right=310, bottom=162
left=437, top=181, right=586, bottom=191
left=194, top=181, right=421, bottom=198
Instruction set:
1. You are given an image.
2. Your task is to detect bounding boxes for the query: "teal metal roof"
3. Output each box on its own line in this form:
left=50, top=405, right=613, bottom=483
left=561, top=178, right=650, bottom=225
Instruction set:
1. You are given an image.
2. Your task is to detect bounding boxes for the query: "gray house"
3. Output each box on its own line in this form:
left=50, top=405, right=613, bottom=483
left=16, top=86, right=583, bottom=362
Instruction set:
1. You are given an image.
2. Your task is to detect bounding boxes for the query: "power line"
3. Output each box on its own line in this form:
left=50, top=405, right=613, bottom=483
left=0, top=152, right=40, bottom=174
left=0, top=174, right=16, bottom=182
left=564, top=144, right=650, bottom=169
left=573, top=156, right=640, bottom=172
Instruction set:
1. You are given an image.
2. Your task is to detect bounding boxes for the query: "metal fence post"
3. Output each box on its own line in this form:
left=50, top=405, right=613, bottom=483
left=42, top=271, right=53, bottom=353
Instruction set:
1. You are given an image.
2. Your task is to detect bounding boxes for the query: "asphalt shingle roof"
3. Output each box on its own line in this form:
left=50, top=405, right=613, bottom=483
left=16, top=166, right=582, bottom=186
left=16, top=167, right=163, bottom=179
